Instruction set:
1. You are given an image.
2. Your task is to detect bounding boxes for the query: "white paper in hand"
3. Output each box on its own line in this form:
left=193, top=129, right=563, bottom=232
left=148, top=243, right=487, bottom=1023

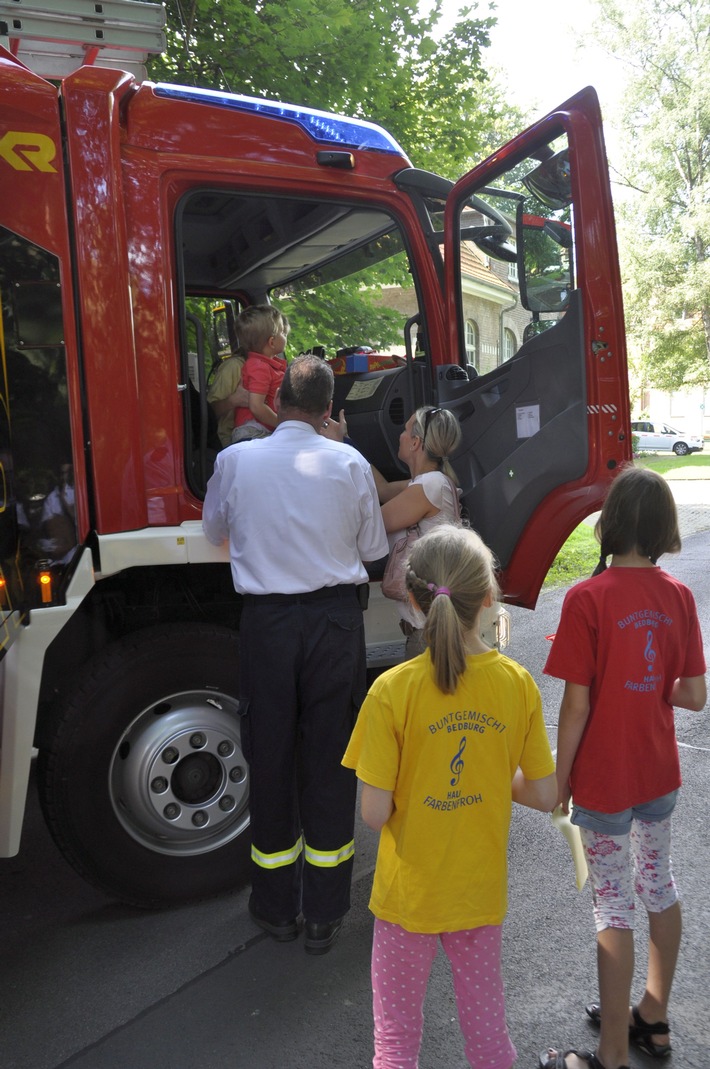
left=551, top=804, right=588, bottom=891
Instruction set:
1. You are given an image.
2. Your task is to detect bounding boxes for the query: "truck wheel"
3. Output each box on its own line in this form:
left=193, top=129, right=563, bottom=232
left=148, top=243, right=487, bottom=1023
left=37, top=623, right=250, bottom=908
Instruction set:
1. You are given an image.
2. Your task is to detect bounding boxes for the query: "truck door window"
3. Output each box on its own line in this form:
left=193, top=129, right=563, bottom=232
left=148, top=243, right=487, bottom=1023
left=450, top=136, right=573, bottom=371
left=0, top=228, right=75, bottom=616
left=177, top=191, right=419, bottom=495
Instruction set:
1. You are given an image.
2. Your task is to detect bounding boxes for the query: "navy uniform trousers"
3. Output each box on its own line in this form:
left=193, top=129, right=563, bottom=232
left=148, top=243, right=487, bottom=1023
left=238, top=584, right=366, bottom=923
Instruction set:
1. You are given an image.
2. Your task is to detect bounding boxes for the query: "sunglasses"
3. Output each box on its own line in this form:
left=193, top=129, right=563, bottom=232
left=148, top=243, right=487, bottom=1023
left=421, top=407, right=442, bottom=447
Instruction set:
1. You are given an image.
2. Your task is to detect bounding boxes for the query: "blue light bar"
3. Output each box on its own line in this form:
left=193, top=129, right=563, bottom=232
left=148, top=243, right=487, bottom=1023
left=153, top=84, right=407, bottom=157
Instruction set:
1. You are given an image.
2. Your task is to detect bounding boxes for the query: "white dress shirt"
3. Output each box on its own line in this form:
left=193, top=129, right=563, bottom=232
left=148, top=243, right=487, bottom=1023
left=203, top=420, right=389, bottom=595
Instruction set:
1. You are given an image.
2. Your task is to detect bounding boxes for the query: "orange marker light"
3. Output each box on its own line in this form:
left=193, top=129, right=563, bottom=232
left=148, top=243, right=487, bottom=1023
left=38, top=571, right=52, bottom=604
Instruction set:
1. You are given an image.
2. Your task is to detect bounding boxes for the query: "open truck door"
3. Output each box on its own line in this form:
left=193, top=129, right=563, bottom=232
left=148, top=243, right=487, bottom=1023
left=0, top=44, right=92, bottom=863
left=443, top=87, right=630, bottom=607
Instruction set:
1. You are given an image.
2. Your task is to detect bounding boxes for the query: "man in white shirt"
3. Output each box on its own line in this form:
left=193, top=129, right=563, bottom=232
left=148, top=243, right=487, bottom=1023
left=203, top=355, right=388, bottom=954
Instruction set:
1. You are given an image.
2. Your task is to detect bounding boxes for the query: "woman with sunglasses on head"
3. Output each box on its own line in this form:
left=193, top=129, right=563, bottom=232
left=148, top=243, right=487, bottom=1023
left=319, top=404, right=463, bottom=656
left=373, top=406, right=463, bottom=657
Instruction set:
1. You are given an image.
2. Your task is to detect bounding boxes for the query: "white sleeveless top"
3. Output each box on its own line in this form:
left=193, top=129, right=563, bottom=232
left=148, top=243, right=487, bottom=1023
left=389, top=470, right=460, bottom=628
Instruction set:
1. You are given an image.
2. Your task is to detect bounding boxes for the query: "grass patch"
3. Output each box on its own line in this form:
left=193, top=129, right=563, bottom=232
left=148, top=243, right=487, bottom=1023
left=634, top=453, right=710, bottom=477
left=543, top=522, right=599, bottom=589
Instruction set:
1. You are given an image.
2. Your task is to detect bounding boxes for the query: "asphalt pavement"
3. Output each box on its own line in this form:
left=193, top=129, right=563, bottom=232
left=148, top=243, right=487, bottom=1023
left=1, top=471, right=708, bottom=1069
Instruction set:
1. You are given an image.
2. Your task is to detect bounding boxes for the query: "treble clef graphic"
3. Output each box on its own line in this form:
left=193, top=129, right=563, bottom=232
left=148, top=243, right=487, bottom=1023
left=645, top=629, right=657, bottom=673
left=449, top=736, right=467, bottom=787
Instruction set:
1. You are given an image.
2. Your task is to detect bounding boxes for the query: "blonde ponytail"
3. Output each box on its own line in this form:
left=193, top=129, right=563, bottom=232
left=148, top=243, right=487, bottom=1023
left=406, top=525, right=498, bottom=694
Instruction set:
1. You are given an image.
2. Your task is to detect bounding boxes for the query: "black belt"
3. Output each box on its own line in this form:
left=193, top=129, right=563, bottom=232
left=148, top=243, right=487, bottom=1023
left=243, top=584, right=358, bottom=606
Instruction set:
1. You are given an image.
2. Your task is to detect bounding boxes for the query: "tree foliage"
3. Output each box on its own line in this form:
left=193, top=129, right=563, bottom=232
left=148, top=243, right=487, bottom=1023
left=596, top=0, right=710, bottom=389
left=274, top=252, right=413, bottom=356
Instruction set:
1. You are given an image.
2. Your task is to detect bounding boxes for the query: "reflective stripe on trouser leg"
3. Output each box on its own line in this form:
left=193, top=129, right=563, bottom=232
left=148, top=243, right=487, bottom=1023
left=240, top=599, right=302, bottom=920
left=252, top=837, right=303, bottom=870
left=304, top=839, right=355, bottom=868
left=296, top=593, right=363, bottom=923
left=241, top=591, right=364, bottom=923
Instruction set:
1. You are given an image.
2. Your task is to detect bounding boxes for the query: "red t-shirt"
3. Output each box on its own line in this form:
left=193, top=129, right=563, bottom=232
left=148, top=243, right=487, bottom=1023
left=235, top=352, right=287, bottom=429
left=544, top=566, right=705, bottom=812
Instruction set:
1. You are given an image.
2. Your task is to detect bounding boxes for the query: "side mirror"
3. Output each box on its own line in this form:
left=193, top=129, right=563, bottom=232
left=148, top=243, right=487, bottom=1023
left=523, top=149, right=572, bottom=211
left=516, top=205, right=572, bottom=314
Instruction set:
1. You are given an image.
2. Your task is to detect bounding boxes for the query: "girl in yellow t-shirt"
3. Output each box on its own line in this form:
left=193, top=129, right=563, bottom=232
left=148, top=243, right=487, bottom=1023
left=343, top=524, right=557, bottom=1069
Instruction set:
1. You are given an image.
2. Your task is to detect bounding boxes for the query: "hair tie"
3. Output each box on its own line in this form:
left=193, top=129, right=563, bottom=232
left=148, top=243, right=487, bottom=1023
left=427, top=583, right=451, bottom=598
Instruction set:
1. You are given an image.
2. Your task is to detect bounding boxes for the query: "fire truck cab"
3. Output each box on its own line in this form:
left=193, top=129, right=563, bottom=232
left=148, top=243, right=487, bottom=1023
left=0, top=2, right=630, bottom=905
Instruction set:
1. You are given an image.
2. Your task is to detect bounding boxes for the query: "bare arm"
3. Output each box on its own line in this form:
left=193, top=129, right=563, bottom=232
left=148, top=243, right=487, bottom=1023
left=512, top=769, right=557, bottom=812
left=380, top=483, right=438, bottom=532
left=670, top=674, right=707, bottom=711
left=248, top=392, right=278, bottom=429
left=361, top=784, right=394, bottom=831
left=211, top=384, right=249, bottom=419
left=208, top=357, right=248, bottom=418
left=555, top=681, right=591, bottom=812
left=370, top=464, right=410, bottom=504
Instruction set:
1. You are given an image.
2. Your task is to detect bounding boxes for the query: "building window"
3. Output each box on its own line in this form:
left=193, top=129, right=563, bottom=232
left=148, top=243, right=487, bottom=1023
left=508, top=261, right=519, bottom=282
left=504, top=328, right=517, bottom=362
left=465, top=319, right=479, bottom=366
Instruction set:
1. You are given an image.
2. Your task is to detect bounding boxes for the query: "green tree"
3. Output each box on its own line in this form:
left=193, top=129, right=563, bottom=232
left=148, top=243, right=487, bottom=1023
left=275, top=252, right=412, bottom=355
left=596, top=0, right=710, bottom=390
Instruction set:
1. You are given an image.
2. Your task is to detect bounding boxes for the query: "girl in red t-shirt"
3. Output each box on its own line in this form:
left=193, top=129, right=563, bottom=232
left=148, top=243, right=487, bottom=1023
left=540, top=466, right=706, bottom=1069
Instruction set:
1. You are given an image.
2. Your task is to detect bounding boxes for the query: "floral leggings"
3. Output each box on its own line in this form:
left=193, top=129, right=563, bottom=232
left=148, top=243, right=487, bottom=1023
left=371, top=918, right=516, bottom=1069
left=580, top=816, right=679, bottom=932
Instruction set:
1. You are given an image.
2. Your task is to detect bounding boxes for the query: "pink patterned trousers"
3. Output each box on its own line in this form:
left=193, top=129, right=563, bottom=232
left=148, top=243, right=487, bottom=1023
left=371, top=918, right=516, bottom=1069
left=580, top=816, right=679, bottom=932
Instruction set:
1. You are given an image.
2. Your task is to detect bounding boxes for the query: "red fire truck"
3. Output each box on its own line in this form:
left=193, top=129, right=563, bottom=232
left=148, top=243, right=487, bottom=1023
left=0, top=2, right=630, bottom=906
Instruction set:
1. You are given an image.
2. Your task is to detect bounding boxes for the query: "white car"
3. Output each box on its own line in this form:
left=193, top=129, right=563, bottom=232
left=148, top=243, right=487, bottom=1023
left=631, top=420, right=704, bottom=456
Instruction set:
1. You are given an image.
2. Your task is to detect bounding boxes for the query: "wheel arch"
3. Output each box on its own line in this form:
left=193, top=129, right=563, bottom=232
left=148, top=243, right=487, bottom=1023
left=34, top=561, right=241, bottom=750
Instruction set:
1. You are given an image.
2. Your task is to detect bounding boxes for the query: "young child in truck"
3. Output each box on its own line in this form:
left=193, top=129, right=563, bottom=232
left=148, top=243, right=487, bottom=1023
left=231, top=305, right=289, bottom=443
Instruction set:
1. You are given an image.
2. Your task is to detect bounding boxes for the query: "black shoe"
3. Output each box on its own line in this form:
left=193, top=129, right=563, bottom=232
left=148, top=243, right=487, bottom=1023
left=304, top=917, right=343, bottom=955
left=248, top=895, right=299, bottom=942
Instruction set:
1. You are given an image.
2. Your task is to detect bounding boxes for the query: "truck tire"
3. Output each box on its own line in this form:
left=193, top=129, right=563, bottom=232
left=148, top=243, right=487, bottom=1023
left=37, top=623, right=250, bottom=908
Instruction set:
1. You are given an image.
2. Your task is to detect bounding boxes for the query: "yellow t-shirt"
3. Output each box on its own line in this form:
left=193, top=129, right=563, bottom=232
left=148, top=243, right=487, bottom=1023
left=343, top=649, right=554, bottom=933
left=207, top=355, right=245, bottom=448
